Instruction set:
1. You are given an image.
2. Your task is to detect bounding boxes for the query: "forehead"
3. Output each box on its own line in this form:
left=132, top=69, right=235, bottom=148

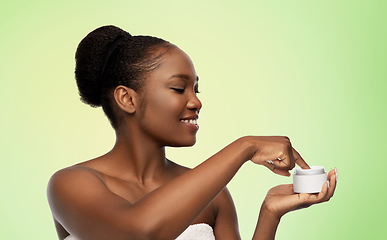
left=147, top=47, right=197, bottom=84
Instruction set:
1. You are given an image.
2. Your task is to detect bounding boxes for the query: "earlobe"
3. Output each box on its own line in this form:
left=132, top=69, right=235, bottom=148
left=114, top=85, right=137, bottom=114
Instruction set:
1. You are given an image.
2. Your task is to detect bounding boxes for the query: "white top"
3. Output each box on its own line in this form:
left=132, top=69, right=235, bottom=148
left=63, top=223, right=215, bottom=240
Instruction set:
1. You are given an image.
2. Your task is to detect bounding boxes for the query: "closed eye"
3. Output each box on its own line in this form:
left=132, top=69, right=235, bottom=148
left=171, top=88, right=185, bottom=93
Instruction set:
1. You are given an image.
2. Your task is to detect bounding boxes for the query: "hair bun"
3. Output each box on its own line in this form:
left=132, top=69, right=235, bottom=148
left=75, top=25, right=132, bottom=107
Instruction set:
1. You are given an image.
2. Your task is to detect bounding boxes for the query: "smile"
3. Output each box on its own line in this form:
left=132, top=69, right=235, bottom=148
left=180, top=119, right=197, bottom=125
left=180, top=118, right=199, bottom=130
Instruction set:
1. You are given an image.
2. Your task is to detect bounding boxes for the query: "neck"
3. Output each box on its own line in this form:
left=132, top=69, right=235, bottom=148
left=103, top=124, right=169, bottom=184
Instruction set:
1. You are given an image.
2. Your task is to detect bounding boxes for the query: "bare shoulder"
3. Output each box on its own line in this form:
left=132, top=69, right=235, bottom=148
left=212, top=187, right=237, bottom=217
left=47, top=165, right=137, bottom=239
left=212, top=187, right=241, bottom=239
left=48, top=165, right=105, bottom=192
left=47, top=165, right=108, bottom=216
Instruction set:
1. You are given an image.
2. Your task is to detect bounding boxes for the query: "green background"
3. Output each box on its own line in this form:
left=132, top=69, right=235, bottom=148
left=0, top=0, right=385, bottom=239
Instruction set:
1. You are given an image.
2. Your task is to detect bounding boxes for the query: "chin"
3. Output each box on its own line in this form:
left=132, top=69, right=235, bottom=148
left=167, top=138, right=196, bottom=147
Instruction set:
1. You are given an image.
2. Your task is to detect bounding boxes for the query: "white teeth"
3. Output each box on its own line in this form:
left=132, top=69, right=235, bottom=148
left=181, top=119, right=197, bottom=125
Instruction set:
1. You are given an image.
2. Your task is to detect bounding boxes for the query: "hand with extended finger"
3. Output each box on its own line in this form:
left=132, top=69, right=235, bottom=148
left=245, top=136, right=310, bottom=176
left=261, top=168, right=338, bottom=219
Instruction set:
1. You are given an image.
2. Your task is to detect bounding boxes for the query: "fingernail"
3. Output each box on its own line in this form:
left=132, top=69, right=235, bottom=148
left=334, top=168, right=338, bottom=181
left=327, top=180, right=330, bottom=188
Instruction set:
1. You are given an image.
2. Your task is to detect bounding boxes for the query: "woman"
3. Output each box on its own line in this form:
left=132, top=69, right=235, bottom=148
left=47, top=25, right=337, bottom=240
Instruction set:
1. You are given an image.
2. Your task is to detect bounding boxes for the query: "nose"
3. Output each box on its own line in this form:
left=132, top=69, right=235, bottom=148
left=187, top=92, right=202, bottom=113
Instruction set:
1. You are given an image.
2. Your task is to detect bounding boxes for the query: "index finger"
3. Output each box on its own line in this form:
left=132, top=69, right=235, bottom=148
left=292, top=148, right=310, bottom=169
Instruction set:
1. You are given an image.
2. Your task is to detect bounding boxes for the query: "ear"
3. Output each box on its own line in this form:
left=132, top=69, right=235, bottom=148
left=113, top=85, right=138, bottom=114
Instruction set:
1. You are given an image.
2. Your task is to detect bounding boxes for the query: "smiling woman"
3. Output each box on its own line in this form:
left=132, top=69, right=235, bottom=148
left=133, top=47, right=201, bottom=147
left=47, top=25, right=337, bottom=240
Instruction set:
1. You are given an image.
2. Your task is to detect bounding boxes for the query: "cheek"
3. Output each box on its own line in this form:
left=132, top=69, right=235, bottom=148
left=139, top=92, right=183, bottom=131
left=148, top=92, right=183, bottom=117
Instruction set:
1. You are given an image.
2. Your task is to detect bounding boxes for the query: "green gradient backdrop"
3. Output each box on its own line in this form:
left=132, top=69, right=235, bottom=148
left=0, top=0, right=385, bottom=239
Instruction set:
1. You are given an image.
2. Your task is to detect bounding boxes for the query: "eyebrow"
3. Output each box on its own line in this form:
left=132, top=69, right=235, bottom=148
left=169, top=74, right=199, bottom=81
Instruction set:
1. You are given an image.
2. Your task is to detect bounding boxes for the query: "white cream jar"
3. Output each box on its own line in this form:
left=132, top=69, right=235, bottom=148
left=293, top=166, right=327, bottom=193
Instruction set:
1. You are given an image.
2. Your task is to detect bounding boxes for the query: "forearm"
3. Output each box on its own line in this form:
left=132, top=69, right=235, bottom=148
left=252, top=205, right=281, bottom=240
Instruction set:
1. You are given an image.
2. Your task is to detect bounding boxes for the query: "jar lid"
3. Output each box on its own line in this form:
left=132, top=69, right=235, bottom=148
left=294, top=166, right=325, bottom=175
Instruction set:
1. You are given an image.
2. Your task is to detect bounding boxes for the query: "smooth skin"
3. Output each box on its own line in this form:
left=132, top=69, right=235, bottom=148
left=47, top=47, right=337, bottom=240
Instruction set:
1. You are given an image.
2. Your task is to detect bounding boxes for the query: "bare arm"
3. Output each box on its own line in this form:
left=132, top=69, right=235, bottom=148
left=48, top=136, right=306, bottom=240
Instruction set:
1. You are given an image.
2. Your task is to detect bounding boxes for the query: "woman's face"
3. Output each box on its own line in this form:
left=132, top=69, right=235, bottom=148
left=136, top=47, right=202, bottom=147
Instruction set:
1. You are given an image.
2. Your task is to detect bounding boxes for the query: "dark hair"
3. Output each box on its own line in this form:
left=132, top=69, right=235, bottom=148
left=75, top=25, right=171, bottom=128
